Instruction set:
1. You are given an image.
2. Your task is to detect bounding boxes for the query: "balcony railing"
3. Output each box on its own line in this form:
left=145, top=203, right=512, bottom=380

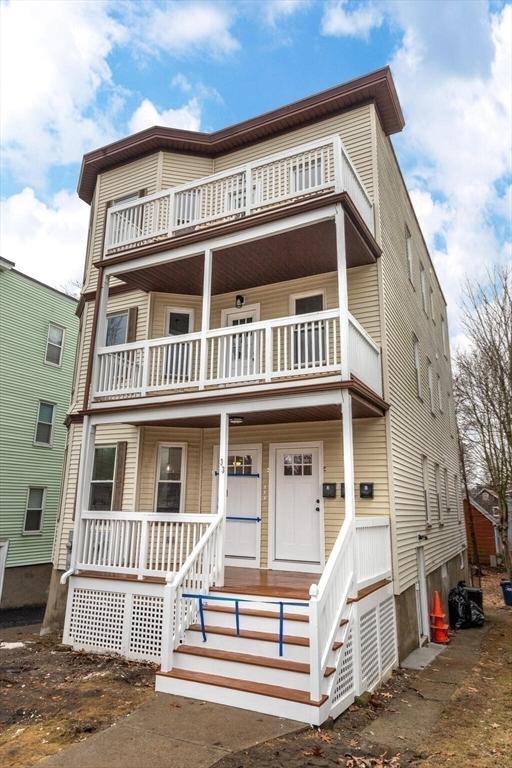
left=104, top=135, right=374, bottom=255
left=94, top=310, right=382, bottom=400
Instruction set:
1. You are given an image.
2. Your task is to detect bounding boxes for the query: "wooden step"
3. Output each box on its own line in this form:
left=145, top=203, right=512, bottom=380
left=176, top=644, right=335, bottom=677
left=347, top=579, right=391, bottom=603
left=158, top=668, right=328, bottom=707
left=204, top=603, right=309, bottom=622
left=188, top=624, right=309, bottom=646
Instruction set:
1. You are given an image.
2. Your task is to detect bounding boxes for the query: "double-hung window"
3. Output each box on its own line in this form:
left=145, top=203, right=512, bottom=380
left=105, top=312, right=128, bottom=347
left=405, top=226, right=413, bottom=283
left=35, top=401, right=55, bottom=446
left=89, top=445, right=117, bottom=511
left=24, top=487, right=45, bottom=533
left=437, top=374, right=443, bottom=412
left=155, top=445, right=185, bottom=513
left=443, top=468, right=450, bottom=521
left=413, top=335, right=422, bottom=398
left=420, top=263, right=428, bottom=314
left=434, top=463, right=442, bottom=522
left=45, top=323, right=64, bottom=366
left=422, top=455, right=431, bottom=525
left=427, top=360, right=435, bottom=413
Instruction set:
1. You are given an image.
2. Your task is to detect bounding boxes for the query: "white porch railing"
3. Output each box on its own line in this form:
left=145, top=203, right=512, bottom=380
left=104, top=135, right=374, bottom=254
left=76, top=511, right=216, bottom=579
left=94, top=310, right=382, bottom=398
left=355, top=517, right=392, bottom=589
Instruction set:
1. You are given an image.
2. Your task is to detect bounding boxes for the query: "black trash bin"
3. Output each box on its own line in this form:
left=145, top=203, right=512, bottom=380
left=463, top=586, right=483, bottom=610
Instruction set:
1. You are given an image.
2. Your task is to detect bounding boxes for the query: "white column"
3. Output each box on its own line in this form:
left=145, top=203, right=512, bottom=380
left=199, top=249, right=212, bottom=389
left=90, top=271, right=110, bottom=402
left=341, top=390, right=358, bottom=601
left=334, top=204, right=350, bottom=380
left=215, top=411, right=229, bottom=587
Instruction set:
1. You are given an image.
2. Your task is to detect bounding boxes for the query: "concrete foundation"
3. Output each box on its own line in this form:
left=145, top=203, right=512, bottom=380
left=0, top=562, right=53, bottom=610
left=40, top=568, right=68, bottom=635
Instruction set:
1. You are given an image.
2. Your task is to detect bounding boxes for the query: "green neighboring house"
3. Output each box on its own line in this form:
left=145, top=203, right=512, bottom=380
left=0, top=258, right=78, bottom=610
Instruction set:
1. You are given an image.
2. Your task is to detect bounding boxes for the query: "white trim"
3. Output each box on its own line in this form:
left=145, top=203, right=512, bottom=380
left=44, top=322, right=65, bottom=368
left=22, top=486, right=47, bottom=535
left=212, top=443, right=262, bottom=569
left=0, top=540, right=9, bottom=604
left=164, top=306, right=195, bottom=336
left=220, top=303, right=261, bottom=327
left=288, top=289, right=326, bottom=316
left=268, top=441, right=325, bottom=572
left=154, top=442, right=188, bottom=514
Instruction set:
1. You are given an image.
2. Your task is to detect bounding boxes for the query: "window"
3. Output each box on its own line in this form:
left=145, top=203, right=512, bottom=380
left=45, top=323, right=64, bottom=366
left=420, top=263, right=428, bottom=314
left=427, top=360, right=435, bottom=413
left=430, top=288, right=435, bottom=323
left=165, top=308, right=194, bottom=381
left=35, top=401, right=55, bottom=445
left=437, top=374, right=443, bottom=412
left=443, top=468, right=450, bottom=520
left=422, top=455, right=431, bottom=525
left=89, top=445, right=117, bottom=511
left=24, top=487, right=45, bottom=533
left=413, top=335, right=422, bottom=398
left=155, top=445, right=185, bottom=513
left=293, top=293, right=326, bottom=367
left=434, top=464, right=442, bottom=522
left=228, top=455, right=253, bottom=475
left=291, top=156, right=323, bottom=193
left=105, top=312, right=128, bottom=347
left=284, top=453, right=313, bottom=476
left=405, top=226, right=413, bottom=283
left=454, top=473, right=462, bottom=522
left=441, top=315, right=448, bottom=357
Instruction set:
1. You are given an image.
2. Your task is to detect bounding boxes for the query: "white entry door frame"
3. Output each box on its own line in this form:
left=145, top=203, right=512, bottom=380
left=212, top=444, right=262, bottom=568
left=268, top=441, right=325, bottom=573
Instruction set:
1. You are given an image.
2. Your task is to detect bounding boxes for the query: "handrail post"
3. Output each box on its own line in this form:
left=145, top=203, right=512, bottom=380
left=167, top=191, right=175, bottom=237
left=245, top=164, right=252, bottom=215
left=309, top=585, right=322, bottom=701
left=215, top=412, right=229, bottom=587
left=265, top=325, right=272, bottom=381
left=333, top=135, right=344, bottom=194
left=160, top=579, right=176, bottom=672
left=138, top=518, right=149, bottom=580
left=141, top=340, right=150, bottom=395
left=199, top=249, right=212, bottom=390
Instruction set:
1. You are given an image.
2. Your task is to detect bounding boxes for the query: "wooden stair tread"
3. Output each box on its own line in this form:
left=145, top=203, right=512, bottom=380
left=189, top=624, right=309, bottom=646
left=347, top=579, right=391, bottom=603
left=159, top=668, right=328, bottom=707
left=211, top=584, right=310, bottom=600
left=204, top=603, right=309, bottom=622
left=176, top=644, right=335, bottom=677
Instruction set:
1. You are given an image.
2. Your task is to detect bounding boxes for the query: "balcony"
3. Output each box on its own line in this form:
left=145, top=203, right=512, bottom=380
left=93, top=310, right=382, bottom=401
left=104, top=135, right=374, bottom=257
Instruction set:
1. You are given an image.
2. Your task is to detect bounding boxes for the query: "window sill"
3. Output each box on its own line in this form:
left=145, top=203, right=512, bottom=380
left=22, top=530, right=43, bottom=537
left=33, top=442, right=53, bottom=449
left=44, top=360, right=63, bottom=369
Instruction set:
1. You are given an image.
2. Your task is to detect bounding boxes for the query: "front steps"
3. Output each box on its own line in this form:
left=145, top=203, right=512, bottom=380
left=155, top=592, right=346, bottom=724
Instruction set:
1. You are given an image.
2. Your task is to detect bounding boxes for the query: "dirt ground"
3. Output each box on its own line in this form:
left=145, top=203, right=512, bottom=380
left=0, top=630, right=155, bottom=768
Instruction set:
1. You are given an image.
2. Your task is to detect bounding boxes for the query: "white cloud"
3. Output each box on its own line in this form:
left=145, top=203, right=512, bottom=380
left=128, top=97, right=202, bottom=133
left=0, top=0, right=126, bottom=185
left=321, top=0, right=383, bottom=39
left=138, top=2, right=239, bottom=58
left=0, top=188, right=88, bottom=291
left=264, top=0, right=311, bottom=26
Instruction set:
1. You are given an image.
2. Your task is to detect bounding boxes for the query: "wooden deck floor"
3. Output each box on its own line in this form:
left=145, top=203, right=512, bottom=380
left=211, top=567, right=316, bottom=600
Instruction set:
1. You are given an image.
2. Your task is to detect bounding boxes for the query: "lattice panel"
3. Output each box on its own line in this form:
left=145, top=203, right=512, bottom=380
left=360, top=607, right=379, bottom=690
left=68, top=588, right=125, bottom=653
left=129, top=594, right=164, bottom=661
left=332, top=627, right=354, bottom=704
left=379, top=596, right=396, bottom=672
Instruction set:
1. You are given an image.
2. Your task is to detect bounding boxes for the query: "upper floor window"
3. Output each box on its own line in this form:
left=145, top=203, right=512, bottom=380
left=420, top=263, right=428, bottom=315
left=441, top=315, right=448, bottom=356
left=437, top=374, right=443, bottom=412
left=422, top=455, right=431, bottom=525
left=89, top=445, right=117, bottom=511
left=427, top=360, right=435, bottom=413
left=405, top=226, right=413, bottom=283
left=454, top=473, right=462, bottom=522
left=430, top=287, right=435, bottom=323
left=413, top=334, right=422, bottom=398
left=35, top=401, right=55, bottom=446
left=45, top=323, right=65, bottom=366
left=24, top=487, right=45, bottom=533
left=434, top=463, right=442, bottom=523
left=443, top=468, right=450, bottom=520
left=155, top=445, right=186, bottom=513
left=105, top=312, right=128, bottom=347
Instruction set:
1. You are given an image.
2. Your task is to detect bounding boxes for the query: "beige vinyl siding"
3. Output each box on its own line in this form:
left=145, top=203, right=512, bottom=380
left=55, top=422, right=140, bottom=570
left=72, top=291, right=149, bottom=412
left=161, top=153, right=214, bottom=189
left=375, top=118, right=464, bottom=593
left=214, top=105, right=375, bottom=201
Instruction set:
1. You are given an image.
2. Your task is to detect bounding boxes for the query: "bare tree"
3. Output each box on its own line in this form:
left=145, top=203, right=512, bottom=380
left=60, top=277, right=82, bottom=299
left=454, top=265, right=512, bottom=579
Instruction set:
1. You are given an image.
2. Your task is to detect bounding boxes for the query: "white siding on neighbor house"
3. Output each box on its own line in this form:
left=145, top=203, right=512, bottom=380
left=374, top=115, right=464, bottom=593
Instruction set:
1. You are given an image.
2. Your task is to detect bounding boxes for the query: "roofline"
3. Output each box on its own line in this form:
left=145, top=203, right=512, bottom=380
left=467, top=496, right=499, bottom=526
left=0, top=257, right=15, bottom=271
left=78, top=67, right=404, bottom=203
left=6, top=267, right=79, bottom=303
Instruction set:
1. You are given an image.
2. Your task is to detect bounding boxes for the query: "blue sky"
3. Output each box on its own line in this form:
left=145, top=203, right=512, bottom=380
left=1, top=0, right=511, bottom=348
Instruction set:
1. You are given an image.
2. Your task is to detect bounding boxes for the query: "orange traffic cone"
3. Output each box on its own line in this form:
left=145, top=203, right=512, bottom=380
left=430, top=591, right=450, bottom=644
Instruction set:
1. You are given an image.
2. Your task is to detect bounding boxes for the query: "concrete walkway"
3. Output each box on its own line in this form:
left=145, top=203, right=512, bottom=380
left=38, top=693, right=305, bottom=768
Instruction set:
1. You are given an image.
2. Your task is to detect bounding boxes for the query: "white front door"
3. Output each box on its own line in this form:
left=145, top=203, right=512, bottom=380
left=221, top=305, right=260, bottom=379
left=273, top=446, right=322, bottom=566
left=213, top=446, right=261, bottom=568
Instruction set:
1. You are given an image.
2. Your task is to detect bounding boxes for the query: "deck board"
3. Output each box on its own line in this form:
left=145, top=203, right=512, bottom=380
left=212, top=567, right=315, bottom=600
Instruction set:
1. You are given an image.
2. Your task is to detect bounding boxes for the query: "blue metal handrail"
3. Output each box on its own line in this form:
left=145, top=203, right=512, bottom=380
left=181, top=592, right=309, bottom=657
left=226, top=515, right=262, bottom=522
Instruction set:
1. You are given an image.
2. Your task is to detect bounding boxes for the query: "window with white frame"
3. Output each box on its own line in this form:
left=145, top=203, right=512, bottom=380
left=24, top=487, right=45, bottom=533
left=290, top=155, right=323, bottom=193
left=437, top=374, right=443, bottom=412
left=435, top=463, right=442, bottom=522
left=105, top=312, right=128, bottom=347
left=444, top=468, right=450, bottom=520
left=441, top=315, right=448, bottom=357
left=155, top=445, right=185, bottom=513
left=45, top=323, right=64, bottom=366
left=420, top=263, right=428, bottom=314
left=430, top=287, right=435, bottom=323
left=427, top=360, right=435, bottom=413
left=405, top=225, right=414, bottom=283
left=413, top=334, right=422, bottom=398
left=35, top=401, right=55, bottom=445
left=422, top=455, right=431, bottom=525
left=89, top=445, right=117, bottom=511
left=454, top=473, right=461, bottom=522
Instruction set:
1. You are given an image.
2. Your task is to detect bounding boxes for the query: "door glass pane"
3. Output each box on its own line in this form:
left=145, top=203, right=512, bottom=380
left=295, top=295, right=323, bottom=315
left=106, top=314, right=128, bottom=346
left=157, top=483, right=181, bottom=513
left=159, top=447, right=182, bottom=481
left=168, top=312, right=191, bottom=336
left=92, top=446, right=116, bottom=481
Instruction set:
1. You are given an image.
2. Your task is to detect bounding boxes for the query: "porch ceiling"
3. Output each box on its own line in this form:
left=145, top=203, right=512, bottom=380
left=115, top=216, right=373, bottom=296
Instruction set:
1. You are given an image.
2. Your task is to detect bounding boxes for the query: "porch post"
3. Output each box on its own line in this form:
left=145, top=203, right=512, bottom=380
left=90, top=270, right=110, bottom=401
left=334, top=203, right=350, bottom=380
left=199, top=249, right=212, bottom=389
left=215, top=411, right=229, bottom=587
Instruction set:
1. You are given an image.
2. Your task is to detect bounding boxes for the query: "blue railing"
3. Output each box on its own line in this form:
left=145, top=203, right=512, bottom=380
left=181, top=592, right=309, bottom=656
left=226, top=516, right=262, bottom=522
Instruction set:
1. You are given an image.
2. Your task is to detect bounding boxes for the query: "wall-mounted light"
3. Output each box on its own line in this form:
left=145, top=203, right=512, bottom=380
left=360, top=482, right=374, bottom=499
left=229, top=416, right=244, bottom=425
left=235, top=295, right=245, bottom=308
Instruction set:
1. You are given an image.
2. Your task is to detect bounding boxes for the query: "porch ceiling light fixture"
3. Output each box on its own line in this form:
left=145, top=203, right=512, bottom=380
left=229, top=416, right=244, bottom=425
left=235, top=295, right=245, bottom=308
